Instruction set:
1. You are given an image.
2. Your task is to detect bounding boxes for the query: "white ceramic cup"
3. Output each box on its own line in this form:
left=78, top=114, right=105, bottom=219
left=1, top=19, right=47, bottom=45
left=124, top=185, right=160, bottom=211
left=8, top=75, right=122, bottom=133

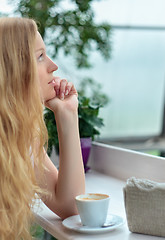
left=75, top=193, right=110, bottom=228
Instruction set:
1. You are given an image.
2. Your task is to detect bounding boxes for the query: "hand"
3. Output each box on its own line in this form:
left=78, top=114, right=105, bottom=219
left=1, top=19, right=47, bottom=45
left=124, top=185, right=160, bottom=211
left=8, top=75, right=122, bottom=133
left=45, top=77, right=78, bottom=115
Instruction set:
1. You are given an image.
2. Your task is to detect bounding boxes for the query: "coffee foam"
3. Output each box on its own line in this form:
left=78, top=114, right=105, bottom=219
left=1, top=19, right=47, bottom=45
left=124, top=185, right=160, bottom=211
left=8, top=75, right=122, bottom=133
left=77, top=193, right=109, bottom=201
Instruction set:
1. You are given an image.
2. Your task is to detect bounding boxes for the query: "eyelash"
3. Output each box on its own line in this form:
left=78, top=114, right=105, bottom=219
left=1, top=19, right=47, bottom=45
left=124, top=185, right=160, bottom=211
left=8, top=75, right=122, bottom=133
left=38, top=53, right=44, bottom=62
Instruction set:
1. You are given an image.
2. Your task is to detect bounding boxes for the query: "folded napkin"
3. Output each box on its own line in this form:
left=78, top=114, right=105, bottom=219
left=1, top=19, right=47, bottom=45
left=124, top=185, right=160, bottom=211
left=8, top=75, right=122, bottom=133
left=123, top=177, right=165, bottom=237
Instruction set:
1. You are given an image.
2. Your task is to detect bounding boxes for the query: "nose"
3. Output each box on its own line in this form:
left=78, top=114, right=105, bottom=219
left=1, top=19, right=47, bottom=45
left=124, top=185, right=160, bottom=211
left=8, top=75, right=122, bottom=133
left=47, top=57, right=58, bottom=73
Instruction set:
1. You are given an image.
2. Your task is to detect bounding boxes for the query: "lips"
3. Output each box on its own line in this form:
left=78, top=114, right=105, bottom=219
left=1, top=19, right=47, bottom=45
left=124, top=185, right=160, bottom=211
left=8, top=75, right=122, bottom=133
left=48, top=79, right=55, bottom=84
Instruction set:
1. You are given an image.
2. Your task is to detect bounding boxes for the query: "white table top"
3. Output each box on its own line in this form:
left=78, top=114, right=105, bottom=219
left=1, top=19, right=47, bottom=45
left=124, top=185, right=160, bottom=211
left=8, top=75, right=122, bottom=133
left=33, top=170, right=163, bottom=240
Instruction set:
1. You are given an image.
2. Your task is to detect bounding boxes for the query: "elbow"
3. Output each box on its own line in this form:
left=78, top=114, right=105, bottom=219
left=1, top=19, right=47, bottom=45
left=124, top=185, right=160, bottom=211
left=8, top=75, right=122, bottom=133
left=47, top=199, right=78, bottom=220
left=55, top=204, right=78, bottom=220
left=59, top=211, right=78, bottom=221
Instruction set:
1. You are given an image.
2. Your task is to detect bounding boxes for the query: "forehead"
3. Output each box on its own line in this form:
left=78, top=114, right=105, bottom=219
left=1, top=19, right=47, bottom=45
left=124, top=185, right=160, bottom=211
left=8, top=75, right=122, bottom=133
left=35, top=31, right=45, bottom=51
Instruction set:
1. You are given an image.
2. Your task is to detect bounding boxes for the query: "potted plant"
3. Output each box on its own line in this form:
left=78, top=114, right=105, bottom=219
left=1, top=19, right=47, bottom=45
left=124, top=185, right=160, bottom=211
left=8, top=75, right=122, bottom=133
left=44, top=78, right=109, bottom=171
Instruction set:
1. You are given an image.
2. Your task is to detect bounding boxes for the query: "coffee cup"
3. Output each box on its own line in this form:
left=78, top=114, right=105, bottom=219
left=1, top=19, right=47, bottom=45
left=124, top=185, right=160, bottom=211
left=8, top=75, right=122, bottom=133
left=75, top=193, right=110, bottom=227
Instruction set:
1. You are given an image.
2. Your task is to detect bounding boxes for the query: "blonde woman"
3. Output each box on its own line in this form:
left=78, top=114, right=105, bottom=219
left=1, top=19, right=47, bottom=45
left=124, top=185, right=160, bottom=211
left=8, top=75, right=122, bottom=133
left=0, top=17, right=85, bottom=239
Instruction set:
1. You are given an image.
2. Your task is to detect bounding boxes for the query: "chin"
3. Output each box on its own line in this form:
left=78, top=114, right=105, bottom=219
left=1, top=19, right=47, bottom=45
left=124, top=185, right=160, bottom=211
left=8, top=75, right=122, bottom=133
left=44, top=92, right=56, bottom=102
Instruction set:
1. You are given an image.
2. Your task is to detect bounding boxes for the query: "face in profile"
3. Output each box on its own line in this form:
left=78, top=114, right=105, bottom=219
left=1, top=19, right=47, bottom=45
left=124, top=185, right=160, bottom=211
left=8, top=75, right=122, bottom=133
left=35, top=32, right=58, bottom=103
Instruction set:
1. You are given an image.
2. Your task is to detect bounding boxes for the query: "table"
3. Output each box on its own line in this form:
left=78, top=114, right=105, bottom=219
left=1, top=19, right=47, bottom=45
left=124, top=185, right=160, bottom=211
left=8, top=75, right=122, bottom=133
left=33, top=142, right=165, bottom=239
left=33, top=170, right=163, bottom=240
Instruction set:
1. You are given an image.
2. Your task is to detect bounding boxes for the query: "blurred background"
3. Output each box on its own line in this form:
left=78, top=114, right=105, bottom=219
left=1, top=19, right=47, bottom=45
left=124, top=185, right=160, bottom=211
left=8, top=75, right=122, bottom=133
left=1, top=1, right=165, bottom=239
left=1, top=0, right=165, bottom=151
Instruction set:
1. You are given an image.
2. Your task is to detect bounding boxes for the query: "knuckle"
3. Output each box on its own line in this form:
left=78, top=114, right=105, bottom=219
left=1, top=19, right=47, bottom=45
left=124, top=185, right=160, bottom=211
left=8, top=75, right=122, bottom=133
left=61, top=78, right=67, bottom=83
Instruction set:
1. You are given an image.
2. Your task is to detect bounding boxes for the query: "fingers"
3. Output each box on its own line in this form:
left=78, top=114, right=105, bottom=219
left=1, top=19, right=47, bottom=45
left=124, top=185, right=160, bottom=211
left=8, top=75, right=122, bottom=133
left=54, top=77, right=61, bottom=96
left=65, top=82, right=72, bottom=96
left=54, top=77, right=77, bottom=100
left=60, top=79, right=67, bottom=100
left=65, top=82, right=78, bottom=96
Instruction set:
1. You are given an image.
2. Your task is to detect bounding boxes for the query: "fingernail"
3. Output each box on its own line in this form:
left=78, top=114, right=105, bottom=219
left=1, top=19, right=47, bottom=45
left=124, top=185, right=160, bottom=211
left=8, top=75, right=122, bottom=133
left=56, top=89, right=59, bottom=95
left=65, top=90, right=69, bottom=96
left=61, top=93, right=64, bottom=100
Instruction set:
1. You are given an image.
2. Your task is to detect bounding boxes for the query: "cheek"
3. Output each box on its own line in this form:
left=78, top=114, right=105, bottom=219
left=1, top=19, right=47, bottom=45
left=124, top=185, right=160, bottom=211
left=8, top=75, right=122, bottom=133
left=38, top=69, right=44, bottom=85
left=39, top=78, right=46, bottom=91
left=37, top=72, right=46, bottom=98
left=37, top=68, right=46, bottom=91
left=37, top=67, right=56, bottom=101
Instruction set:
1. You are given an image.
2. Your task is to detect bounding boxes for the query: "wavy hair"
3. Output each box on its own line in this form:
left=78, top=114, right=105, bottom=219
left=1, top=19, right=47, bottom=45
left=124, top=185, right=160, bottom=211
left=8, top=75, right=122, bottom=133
left=0, top=17, right=48, bottom=239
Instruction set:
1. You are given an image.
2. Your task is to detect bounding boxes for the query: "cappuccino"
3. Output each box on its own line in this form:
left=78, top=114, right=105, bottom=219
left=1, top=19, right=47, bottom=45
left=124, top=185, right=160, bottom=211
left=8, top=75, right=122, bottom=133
left=75, top=193, right=110, bottom=227
left=78, top=193, right=109, bottom=201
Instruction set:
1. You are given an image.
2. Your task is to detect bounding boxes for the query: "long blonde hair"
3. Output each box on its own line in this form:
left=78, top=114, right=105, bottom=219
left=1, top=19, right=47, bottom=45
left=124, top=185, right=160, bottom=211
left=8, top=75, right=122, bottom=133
left=0, top=17, right=48, bottom=239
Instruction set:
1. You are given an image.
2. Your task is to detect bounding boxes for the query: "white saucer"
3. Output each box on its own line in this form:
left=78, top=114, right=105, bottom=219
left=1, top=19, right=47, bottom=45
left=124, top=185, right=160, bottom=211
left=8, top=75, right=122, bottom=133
left=62, top=214, right=125, bottom=233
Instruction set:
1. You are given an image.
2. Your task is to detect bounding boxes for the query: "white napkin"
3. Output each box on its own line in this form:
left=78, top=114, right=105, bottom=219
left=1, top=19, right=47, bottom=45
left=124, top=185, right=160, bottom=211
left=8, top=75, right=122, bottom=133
left=123, top=177, right=165, bottom=237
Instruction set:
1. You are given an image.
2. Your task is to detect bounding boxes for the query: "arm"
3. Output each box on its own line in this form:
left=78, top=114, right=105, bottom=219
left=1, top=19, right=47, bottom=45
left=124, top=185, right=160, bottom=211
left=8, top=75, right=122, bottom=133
left=35, top=78, right=85, bottom=219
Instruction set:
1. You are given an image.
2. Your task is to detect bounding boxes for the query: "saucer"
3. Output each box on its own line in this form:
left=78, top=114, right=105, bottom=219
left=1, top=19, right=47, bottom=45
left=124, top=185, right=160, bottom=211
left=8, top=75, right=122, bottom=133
left=62, top=214, right=125, bottom=233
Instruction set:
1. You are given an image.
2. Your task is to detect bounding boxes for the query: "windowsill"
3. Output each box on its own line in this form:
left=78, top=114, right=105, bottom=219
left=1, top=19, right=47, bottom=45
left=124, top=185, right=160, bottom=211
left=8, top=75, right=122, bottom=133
left=33, top=142, right=165, bottom=239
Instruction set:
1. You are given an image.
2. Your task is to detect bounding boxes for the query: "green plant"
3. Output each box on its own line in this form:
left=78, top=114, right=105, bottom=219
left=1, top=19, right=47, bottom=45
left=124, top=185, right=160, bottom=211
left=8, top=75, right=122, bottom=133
left=3, top=0, right=112, bottom=157
left=44, top=78, right=109, bottom=156
left=78, top=77, right=109, bottom=139
left=13, top=0, right=112, bottom=68
left=31, top=224, right=57, bottom=239
left=30, top=223, right=44, bottom=239
left=44, top=108, right=59, bottom=156
left=78, top=95, right=104, bottom=139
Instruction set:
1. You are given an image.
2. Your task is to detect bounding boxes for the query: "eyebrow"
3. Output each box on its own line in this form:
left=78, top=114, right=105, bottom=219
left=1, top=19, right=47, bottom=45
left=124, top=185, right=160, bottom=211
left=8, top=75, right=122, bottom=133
left=35, top=47, right=45, bottom=52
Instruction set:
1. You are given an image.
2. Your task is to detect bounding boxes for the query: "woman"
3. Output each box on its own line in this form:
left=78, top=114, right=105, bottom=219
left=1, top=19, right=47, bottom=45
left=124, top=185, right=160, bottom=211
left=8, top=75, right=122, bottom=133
left=0, top=17, right=85, bottom=239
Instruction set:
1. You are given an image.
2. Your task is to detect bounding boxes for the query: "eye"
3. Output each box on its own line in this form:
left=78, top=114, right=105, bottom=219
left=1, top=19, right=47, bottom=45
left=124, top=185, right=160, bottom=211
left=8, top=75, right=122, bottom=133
left=38, top=53, right=44, bottom=62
